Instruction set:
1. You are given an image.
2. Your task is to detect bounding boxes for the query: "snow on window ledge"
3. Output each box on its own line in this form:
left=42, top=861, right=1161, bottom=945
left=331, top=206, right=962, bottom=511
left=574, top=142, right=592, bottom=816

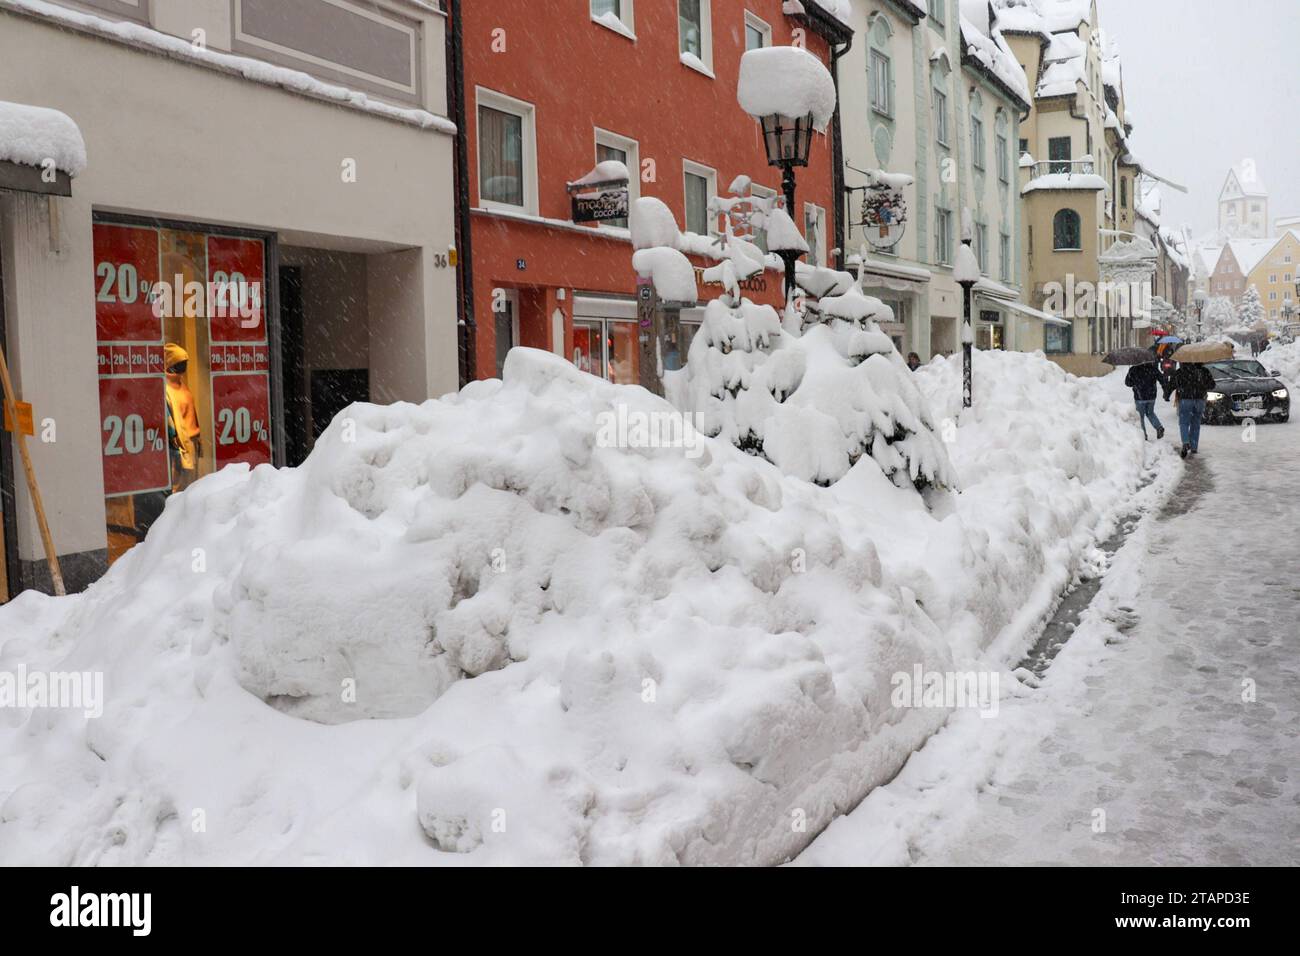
left=680, top=51, right=715, bottom=79
left=591, top=11, right=636, bottom=41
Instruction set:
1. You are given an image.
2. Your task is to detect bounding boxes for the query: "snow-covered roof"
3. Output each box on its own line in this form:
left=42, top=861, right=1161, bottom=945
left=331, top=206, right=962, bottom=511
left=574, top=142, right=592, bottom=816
left=0, top=0, right=455, bottom=134
left=990, top=0, right=1052, bottom=38
left=737, top=44, right=837, bottom=131
left=1044, top=31, right=1085, bottom=63
left=1021, top=172, right=1106, bottom=194
left=1227, top=237, right=1282, bottom=277
left=1037, top=56, right=1085, bottom=98
left=960, top=14, right=1032, bottom=107
left=1225, top=161, right=1268, bottom=198
left=1041, top=0, right=1092, bottom=32
left=0, top=99, right=86, bottom=176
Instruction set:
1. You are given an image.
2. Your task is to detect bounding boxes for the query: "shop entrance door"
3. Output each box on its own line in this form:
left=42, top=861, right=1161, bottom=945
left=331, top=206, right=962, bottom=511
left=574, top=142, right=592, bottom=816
left=494, top=289, right=519, bottom=378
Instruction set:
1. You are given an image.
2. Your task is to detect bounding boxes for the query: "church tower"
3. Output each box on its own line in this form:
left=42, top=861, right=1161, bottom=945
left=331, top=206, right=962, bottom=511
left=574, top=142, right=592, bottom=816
left=1218, top=160, right=1269, bottom=239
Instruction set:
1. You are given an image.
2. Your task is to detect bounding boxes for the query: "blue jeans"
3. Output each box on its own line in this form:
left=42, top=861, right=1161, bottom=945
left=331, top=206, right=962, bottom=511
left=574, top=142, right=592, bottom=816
left=1178, top=398, right=1206, bottom=450
left=1135, top=399, right=1162, bottom=436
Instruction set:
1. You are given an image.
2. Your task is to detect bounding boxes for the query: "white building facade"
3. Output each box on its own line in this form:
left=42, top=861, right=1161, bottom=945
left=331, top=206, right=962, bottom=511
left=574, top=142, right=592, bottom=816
left=0, top=0, right=459, bottom=597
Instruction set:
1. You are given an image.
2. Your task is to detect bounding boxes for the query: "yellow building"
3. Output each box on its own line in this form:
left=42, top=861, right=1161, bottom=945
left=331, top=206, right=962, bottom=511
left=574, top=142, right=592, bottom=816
left=1244, top=230, right=1300, bottom=324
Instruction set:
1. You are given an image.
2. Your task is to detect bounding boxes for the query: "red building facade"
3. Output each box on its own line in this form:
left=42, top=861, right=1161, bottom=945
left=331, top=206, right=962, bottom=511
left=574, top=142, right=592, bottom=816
left=454, top=0, right=847, bottom=383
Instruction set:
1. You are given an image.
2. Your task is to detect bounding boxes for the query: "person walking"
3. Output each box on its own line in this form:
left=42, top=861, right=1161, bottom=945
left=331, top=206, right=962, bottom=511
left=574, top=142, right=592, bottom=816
left=1125, top=361, right=1166, bottom=440
left=1168, top=361, right=1216, bottom=459
left=906, top=352, right=921, bottom=372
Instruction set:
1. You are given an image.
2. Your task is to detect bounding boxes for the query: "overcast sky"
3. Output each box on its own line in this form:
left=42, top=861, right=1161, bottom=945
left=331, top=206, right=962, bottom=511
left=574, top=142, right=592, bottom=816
left=1096, top=0, right=1299, bottom=239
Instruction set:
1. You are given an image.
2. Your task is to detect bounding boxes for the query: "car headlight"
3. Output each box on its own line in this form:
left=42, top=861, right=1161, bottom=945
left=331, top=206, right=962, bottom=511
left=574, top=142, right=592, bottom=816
left=1273, top=389, right=1289, bottom=399
left=1206, top=391, right=1224, bottom=402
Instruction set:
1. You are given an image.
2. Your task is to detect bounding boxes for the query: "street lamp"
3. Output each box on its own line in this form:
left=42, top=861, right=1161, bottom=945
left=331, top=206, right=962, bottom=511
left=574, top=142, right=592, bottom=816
left=758, top=111, right=816, bottom=303
left=1193, top=288, right=1207, bottom=342
left=953, top=210, right=980, bottom=409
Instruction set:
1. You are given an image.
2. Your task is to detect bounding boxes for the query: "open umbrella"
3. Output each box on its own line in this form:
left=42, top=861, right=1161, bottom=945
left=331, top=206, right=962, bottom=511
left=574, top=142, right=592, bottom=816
left=1155, top=334, right=1183, bottom=345
left=1170, top=341, right=1233, bottom=364
left=1103, top=347, right=1158, bottom=366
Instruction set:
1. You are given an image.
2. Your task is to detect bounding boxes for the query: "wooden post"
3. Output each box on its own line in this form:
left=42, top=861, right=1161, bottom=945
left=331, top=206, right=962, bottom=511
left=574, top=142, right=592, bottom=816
left=0, top=342, right=64, bottom=596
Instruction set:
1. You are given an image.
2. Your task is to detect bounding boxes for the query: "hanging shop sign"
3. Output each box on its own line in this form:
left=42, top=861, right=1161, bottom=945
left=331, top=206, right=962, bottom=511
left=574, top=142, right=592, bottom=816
left=693, top=266, right=767, bottom=294
left=858, top=184, right=908, bottom=251
left=566, top=167, right=631, bottom=224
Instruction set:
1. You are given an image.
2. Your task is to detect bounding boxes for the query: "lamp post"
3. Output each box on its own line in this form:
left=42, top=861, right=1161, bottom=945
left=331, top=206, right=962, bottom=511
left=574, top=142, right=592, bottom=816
left=1193, top=288, right=1207, bottom=342
left=758, top=111, right=815, bottom=304
left=953, top=210, right=980, bottom=410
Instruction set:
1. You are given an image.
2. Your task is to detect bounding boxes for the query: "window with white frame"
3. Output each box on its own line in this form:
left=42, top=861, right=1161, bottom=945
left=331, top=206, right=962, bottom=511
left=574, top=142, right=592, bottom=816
left=936, top=207, right=953, bottom=265
left=996, top=134, right=1009, bottom=183
left=744, top=10, right=771, bottom=50
left=683, top=160, right=717, bottom=236
left=971, top=113, right=985, bottom=170
left=804, top=203, right=826, bottom=267
left=870, top=48, right=892, bottom=116
left=930, top=0, right=945, bottom=27
left=594, top=128, right=639, bottom=229
left=477, top=88, right=537, bottom=214
left=1000, top=232, right=1011, bottom=281
left=933, top=89, right=949, bottom=146
left=591, top=0, right=634, bottom=37
left=679, top=0, right=713, bottom=73
left=975, top=223, right=988, bottom=273
left=749, top=183, right=777, bottom=252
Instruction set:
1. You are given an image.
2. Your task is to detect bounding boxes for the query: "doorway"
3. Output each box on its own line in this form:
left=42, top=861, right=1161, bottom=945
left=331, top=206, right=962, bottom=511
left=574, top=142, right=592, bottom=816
left=494, top=288, right=519, bottom=378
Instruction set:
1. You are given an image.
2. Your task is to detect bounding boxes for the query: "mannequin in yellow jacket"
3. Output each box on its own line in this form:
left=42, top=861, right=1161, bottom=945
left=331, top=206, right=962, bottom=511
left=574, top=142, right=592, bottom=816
left=164, top=343, right=202, bottom=491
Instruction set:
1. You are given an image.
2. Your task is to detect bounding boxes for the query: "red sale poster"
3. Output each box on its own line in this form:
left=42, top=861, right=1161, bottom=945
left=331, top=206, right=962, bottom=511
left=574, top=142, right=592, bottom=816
left=207, top=236, right=266, bottom=343
left=211, top=373, right=272, bottom=469
left=93, top=224, right=161, bottom=343
left=98, top=377, right=171, bottom=497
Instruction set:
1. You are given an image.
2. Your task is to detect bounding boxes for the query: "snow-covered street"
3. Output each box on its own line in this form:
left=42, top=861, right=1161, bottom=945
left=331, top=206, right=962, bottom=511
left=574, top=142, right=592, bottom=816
left=798, top=411, right=1300, bottom=866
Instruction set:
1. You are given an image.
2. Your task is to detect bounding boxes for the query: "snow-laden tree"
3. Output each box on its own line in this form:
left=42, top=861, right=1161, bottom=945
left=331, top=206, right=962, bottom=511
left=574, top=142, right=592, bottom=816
left=1202, top=295, right=1236, bottom=337
left=1238, top=285, right=1266, bottom=329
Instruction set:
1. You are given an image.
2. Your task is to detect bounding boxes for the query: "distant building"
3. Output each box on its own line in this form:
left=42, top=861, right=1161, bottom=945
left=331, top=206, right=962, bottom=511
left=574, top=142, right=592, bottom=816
left=1218, top=161, right=1269, bottom=239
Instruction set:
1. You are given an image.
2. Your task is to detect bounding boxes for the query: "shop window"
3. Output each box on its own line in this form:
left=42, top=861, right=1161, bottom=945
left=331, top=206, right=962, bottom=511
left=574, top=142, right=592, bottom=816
left=594, top=128, right=639, bottom=229
left=1053, top=209, right=1082, bottom=251
left=477, top=89, right=536, bottom=213
left=1045, top=322, right=1073, bottom=354
left=573, top=316, right=641, bottom=384
left=93, top=221, right=271, bottom=566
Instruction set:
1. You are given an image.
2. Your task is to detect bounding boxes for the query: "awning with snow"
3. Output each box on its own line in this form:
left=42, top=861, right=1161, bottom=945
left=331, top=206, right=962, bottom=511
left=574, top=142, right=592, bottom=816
left=0, top=100, right=86, bottom=197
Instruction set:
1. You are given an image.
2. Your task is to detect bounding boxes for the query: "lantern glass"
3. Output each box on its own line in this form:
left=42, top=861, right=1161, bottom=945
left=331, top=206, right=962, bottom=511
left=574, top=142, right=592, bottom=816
left=760, top=113, right=814, bottom=168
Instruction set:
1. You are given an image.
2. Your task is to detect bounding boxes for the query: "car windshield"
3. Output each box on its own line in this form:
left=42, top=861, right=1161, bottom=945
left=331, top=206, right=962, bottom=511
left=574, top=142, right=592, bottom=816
left=1209, top=360, right=1268, bottom=380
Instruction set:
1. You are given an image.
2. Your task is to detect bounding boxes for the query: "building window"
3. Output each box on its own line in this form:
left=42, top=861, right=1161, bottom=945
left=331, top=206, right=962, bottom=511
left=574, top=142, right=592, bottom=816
left=594, top=129, right=639, bottom=229
left=683, top=160, right=717, bottom=236
left=679, top=0, right=712, bottom=72
left=591, top=0, right=634, bottom=36
left=477, top=89, right=536, bottom=213
left=804, top=203, right=826, bottom=267
left=971, top=115, right=985, bottom=170
left=744, top=10, right=770, bottom=50
left=1270, top=291, right=1278, bottom=301
left=870, top=49, right=892, bottom=116
left=930, top=0, right=945, bottom=27
left=933, top=90, right=948, bottom=146
left=1000, top=232, right=1011, bottom=281
left=997, top=135, right=1009, bottom=183
left=1048, top=136, right=1071, bottom=174
left=749, top=184, right=777, bottom=252
left=936, top=207, right=953, bottom=265
left=1269, top=274, right=1277, bottom=283
left=1053, top=209, right=1082, bottom=251
left=1045, top=322, right=1072, bottom=354
left=1120, top=176, right=1127, bottom=209
left=1019, top=137, right=1028, bottom=154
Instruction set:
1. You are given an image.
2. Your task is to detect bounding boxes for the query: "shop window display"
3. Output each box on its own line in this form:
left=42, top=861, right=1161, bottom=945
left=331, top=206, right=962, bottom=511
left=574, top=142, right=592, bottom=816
left=93, top=221, right=272, bottom=564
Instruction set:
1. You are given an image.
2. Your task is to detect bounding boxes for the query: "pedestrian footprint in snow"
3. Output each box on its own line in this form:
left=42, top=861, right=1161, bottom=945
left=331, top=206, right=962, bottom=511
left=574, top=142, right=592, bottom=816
left=1125, top=360, right=1167, bottom=441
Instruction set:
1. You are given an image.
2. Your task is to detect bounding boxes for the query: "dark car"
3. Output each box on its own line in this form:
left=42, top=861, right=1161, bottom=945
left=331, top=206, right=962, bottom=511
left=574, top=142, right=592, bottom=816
left=1203, top=359, right=1290, bottom=424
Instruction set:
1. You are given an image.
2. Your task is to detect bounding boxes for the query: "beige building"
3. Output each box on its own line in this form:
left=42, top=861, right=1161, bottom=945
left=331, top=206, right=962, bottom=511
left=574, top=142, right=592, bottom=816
left=837, top=0, right=1054, bottom=361
left=0, top=0, right=459, bottom=598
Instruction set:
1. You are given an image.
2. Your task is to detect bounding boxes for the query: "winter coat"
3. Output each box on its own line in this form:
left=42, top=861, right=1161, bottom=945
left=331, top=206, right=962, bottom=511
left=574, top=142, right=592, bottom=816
left=1168, top=364, right=1216, bottom=401
left=1124, top=363, right=1166, bottom=402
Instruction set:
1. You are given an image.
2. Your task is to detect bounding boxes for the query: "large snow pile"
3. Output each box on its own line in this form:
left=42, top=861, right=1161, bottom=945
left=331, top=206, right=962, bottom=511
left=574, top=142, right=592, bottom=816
left=0, top=348, right=1165, bottom=866
left=0, top=99, right=86, bottom=176
left=1263, top=340, right=1300, bottom=385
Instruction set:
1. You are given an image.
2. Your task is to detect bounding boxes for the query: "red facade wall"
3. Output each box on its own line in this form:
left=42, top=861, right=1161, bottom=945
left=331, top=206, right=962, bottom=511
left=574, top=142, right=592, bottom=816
left=457, top=0, right=838, bottom=380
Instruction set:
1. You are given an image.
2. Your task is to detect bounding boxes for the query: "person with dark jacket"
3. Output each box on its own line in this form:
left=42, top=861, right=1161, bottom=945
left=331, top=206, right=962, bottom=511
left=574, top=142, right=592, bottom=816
left=1168, top=362, right=1217, bottom=459
left=1124, top=362, right=1167, bottom=440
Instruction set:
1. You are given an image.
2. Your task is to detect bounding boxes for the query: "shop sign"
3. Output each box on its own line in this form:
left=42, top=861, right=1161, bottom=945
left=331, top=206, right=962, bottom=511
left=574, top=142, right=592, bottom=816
left=93, top=224, right=162, bottom=342
left=859, top=185, right=908, bottom=251
left=212, top=373, right=273, bottom=469
left=572, top=186, right=630, bottom=224
left=693, top=266, right=767, bottom=294
left=98, top=375, right=171, bottom=497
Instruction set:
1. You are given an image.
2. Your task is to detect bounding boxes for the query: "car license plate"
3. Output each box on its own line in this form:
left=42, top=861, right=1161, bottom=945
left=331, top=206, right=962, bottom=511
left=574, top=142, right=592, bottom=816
left=1232, top=396, right=1264, bottom=415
